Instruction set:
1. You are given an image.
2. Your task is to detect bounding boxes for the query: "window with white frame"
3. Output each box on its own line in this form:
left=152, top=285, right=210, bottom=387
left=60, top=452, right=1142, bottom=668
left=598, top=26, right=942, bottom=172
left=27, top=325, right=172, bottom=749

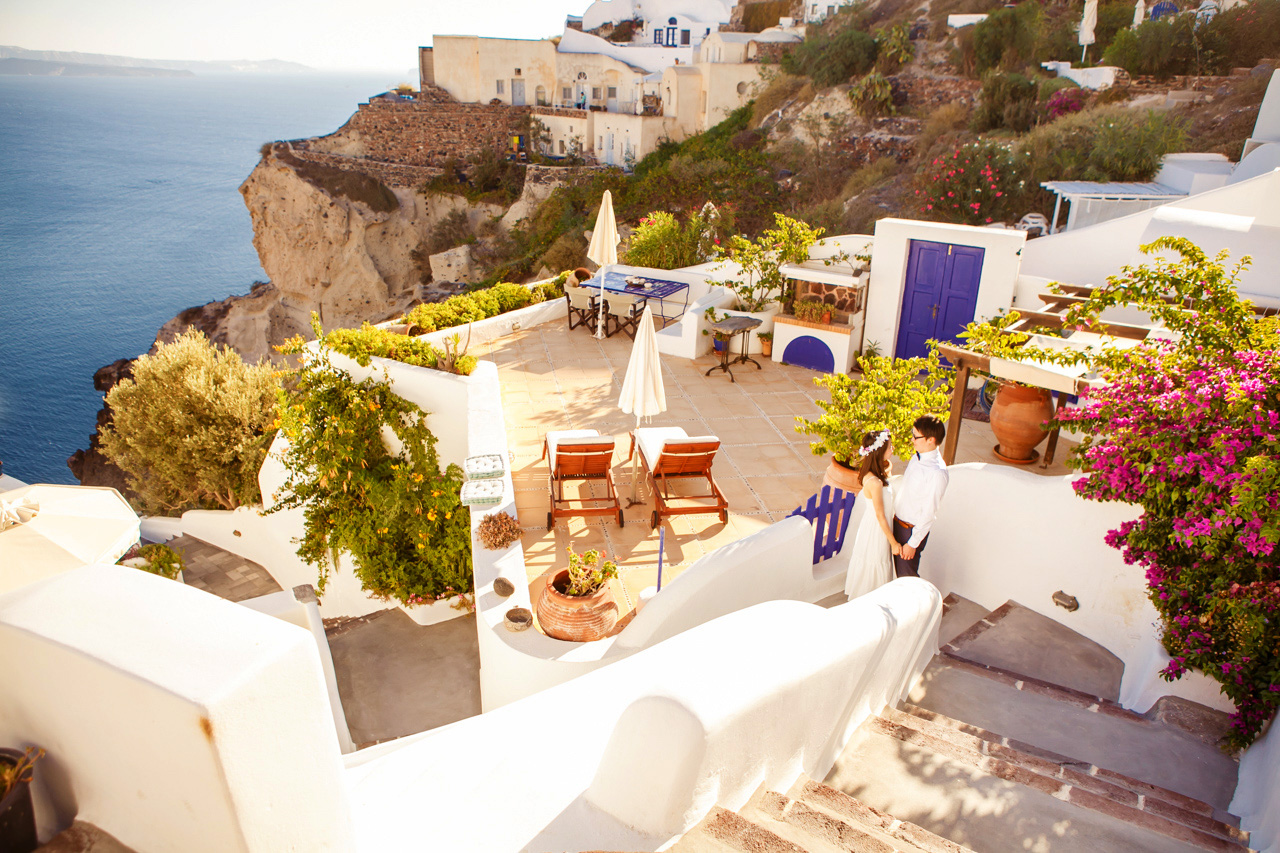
left=607, top=86, right=617, bottom=99
left=562, top=86, right=571, bottom=102
left=496, top=80, right=504, bottom=94
left=592, top=86, right=602, bottom=100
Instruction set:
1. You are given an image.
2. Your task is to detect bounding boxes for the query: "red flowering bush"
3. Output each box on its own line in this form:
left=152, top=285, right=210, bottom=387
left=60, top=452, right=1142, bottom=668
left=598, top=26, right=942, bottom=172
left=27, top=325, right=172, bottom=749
left=913, top=140, right=1020, bottom=225
left=1052, top=239, right=1280, bottom=750
left=1045, top=86, right=1087, bottom=119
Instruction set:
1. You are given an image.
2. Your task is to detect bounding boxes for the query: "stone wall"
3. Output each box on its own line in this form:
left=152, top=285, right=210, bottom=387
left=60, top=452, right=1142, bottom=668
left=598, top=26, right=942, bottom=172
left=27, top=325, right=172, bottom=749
left=287, top=143, right=444, bottom=188
left=796, top=279, right=865, bottom=318
left=310, top=93, right=531, bottom=170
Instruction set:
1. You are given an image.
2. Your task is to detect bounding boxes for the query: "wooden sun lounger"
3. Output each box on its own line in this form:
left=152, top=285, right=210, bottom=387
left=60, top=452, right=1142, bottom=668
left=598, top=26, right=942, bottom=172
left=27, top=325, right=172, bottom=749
left=629, top=427, right=728, bottom=529
left=543, top=430, right=623, bottom=529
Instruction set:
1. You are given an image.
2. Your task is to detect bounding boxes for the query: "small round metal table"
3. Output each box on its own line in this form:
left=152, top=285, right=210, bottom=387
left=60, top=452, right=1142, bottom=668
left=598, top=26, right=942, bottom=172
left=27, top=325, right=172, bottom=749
left=705, top=316, right=763, bottom=382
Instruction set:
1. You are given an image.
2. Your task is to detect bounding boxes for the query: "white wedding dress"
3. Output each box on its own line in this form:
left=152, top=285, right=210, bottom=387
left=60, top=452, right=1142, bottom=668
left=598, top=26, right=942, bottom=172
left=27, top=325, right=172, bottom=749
left=843, top=478, right=895, bottom=599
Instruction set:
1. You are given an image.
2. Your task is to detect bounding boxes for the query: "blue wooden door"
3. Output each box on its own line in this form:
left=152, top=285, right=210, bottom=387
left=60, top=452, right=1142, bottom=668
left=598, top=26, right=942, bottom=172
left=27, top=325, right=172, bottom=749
left=894, top=240, right=985, bottom=360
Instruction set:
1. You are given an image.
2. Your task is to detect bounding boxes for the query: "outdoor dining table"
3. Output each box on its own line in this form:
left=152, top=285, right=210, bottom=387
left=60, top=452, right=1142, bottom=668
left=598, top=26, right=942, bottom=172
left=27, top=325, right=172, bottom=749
left=585, top=270, right=691, bottom=331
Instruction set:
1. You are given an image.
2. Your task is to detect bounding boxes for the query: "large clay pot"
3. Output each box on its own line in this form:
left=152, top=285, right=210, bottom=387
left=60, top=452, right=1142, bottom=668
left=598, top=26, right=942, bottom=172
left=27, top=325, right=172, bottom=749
left=536, top=570, right=619, bottom=642
left=990, top=382, right=1055, bottom=464
left=822, top=457, right=864, bottom=495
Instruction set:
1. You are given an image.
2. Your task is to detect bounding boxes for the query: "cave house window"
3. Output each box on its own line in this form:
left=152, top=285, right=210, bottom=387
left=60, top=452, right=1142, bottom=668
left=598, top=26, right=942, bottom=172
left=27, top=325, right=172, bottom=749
left=536, top=85, right=547, bottom=105
left=681, top=29, right=690, bottom=45
left=592, top=86, right=602, bottom=100
left=607, top=86, right=617, bottom=99
left=562, top=86, right=571, bottom=102
left=496, top=79, right=504, bottom=94
left=559, top=139, right=565, bottom=154
left=654, top=30, right=663, bottom=44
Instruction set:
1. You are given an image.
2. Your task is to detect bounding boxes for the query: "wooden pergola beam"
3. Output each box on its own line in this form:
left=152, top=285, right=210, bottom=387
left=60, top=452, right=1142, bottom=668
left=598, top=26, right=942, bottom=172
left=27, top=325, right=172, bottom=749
left=1009, top=307, right=1150, bottom=341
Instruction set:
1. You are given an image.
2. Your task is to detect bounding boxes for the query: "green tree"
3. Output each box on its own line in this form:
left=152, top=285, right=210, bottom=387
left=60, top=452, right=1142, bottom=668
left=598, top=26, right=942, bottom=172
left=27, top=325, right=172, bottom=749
left=714, top=213, right=823, bottom=311
left=100, top=329, right=279, bottom=514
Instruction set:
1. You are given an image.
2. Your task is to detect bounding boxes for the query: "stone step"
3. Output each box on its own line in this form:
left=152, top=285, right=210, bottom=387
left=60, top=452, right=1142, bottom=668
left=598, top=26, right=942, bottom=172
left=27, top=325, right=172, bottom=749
left=670, top=806, right=809, bottom=853
left=787, top=779, right=975, bottom=853
left=825, top=722, right=1239, bottom=853
left=910, top=655, right=1241, bottom=810
left=943, top=600, right=1124, bottom=701
left=938, top=593, right=987, bottom=648
left=741, top=788, right=881, bottom=853
left=882, top=705, right=1248, bottom=847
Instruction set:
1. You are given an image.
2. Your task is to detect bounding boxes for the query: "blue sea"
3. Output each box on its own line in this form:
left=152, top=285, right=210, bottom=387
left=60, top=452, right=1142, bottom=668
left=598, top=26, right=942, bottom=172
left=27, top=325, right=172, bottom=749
left=0, top=72, right=396, bottom=485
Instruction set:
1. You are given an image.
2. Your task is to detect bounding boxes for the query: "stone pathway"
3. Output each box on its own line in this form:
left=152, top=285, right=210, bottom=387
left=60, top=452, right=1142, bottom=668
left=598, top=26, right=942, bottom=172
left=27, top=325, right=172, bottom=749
left=167, top=534, right=282, bottom=602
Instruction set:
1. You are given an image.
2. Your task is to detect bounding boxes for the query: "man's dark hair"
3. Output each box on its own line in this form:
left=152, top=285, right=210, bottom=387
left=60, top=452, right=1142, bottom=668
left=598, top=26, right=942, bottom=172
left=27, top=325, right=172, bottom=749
left=914, top=414, right=946, bottom=444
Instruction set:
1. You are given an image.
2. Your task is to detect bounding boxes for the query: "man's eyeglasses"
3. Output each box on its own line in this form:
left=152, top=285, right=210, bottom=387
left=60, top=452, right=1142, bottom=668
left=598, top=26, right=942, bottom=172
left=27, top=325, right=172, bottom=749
left=912, top=433, right=925, bottom=441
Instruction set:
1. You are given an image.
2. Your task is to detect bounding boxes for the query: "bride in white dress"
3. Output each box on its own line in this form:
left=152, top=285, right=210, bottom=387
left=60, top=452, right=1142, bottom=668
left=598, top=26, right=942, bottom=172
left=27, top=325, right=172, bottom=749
left=844, top=429, right=901, bottom=599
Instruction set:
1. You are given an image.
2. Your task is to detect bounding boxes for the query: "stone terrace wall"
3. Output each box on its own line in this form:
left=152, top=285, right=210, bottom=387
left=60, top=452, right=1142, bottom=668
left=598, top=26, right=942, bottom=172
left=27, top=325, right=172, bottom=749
left=316, top=93, right=532, bottom=170
left=286, top=143, right=444, bottom=188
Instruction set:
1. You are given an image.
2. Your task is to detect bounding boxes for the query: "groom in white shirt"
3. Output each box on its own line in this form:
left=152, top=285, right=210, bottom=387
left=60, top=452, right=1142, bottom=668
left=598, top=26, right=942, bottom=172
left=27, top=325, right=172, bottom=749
left=892, top=415, right=949, bottom=578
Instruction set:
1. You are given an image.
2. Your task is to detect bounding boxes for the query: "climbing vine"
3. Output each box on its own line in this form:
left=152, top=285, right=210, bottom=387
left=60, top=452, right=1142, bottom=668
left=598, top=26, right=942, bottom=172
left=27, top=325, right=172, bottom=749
left=268, top=335, right=472, bottom=608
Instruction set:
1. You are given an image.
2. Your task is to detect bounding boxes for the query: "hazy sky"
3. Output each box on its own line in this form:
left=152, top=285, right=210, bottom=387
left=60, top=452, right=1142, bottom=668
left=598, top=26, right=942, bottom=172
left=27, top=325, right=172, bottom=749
left=1, top=0, right=590, bottom=71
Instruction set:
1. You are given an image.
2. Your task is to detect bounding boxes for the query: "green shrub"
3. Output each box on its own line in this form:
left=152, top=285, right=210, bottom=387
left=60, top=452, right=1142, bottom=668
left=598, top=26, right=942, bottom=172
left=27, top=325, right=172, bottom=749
left=1212, top=0, right=1280, bottom=69
left=268, top=346, right=471, bottom=606
left=100, top=329, right=279, bottom=515
left=132, top=544, right=186, bottom=580
left=972, top=71, right=1040, bottom=132
left=1038, top=76, right=1080, bottom=101
left=849, top=71, right=896, bottom=117
left=290, top=321, right=478, bottom=377
left=972, top=3, right=1042, bottom=73
left=876, top=25, right=915, bottom=72
left=624, top=205, right=729, bottom=269
left=783, top=24, right=879, bottom=88
left=1102, top=15, right=1225, bottom=77
left=915, top=139, right=1021, bottom=225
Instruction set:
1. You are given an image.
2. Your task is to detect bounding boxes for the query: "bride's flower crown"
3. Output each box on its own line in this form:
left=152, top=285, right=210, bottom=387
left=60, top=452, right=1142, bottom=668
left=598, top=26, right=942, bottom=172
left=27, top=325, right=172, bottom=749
left=858, top=429, right=890, bottom=457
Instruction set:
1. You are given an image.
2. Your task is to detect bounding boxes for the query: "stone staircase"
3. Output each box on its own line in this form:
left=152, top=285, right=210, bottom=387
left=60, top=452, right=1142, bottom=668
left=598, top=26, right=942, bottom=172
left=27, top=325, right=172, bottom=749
left=671, top=595, right=1249, bottom=853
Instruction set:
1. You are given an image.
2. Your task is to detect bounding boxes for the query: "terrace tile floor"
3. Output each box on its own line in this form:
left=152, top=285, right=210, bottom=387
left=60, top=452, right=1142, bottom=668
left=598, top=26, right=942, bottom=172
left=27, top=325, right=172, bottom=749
left=473, top=321, right=1078, bottom=636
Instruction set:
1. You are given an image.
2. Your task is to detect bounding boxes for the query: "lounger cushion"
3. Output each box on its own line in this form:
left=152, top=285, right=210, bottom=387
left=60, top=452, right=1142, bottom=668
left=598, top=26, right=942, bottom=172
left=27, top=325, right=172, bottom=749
left=635, top=428, right=722, bottom=468
left=546, top=429, right=612, bottom=467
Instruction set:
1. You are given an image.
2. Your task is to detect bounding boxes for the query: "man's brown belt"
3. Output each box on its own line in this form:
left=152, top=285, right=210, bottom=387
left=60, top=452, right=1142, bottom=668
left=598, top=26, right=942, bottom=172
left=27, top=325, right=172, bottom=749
left=893, top=516, right=914, bottom=528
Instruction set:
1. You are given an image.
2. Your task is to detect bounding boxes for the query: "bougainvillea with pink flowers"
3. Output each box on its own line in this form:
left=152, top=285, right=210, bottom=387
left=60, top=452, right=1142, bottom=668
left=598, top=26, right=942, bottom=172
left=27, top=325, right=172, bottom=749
left=913, top=140, right=1020, bottom=225
left=1045, top=86, right=1088, bottom=119
left=1051, top=238, right=1280, bottom=750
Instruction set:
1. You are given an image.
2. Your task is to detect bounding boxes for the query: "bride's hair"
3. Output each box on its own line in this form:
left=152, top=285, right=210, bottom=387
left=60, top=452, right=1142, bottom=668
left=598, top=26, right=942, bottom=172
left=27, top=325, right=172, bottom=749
left=857, top=431, right=891, bottom=483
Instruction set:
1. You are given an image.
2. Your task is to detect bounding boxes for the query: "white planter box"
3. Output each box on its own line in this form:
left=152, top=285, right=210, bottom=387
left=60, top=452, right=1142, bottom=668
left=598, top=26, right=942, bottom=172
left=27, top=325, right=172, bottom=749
left=772, top=315, right=858, bottom=374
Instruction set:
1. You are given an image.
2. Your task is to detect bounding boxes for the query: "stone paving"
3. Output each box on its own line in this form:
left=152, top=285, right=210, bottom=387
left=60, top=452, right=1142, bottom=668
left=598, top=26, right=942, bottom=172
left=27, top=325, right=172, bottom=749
left=468, top=319, right=1078, bottom=635
left=168, top=534, right=282, bottom=601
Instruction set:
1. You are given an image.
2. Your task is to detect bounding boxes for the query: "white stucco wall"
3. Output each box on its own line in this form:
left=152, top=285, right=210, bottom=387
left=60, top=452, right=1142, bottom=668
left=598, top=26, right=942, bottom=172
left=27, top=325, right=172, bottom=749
left=1234, top=720, right=1280, bottom=853
left=0, top=565, right=354, bottom=850
left=1020, top=169, right=1280, bottom=302
left=867, top=218, right=1026, bottom=358
left=432, top=36, right=557, bottom=105
left=346, top=581, right=942, bottom=851
left=921, top=463, right=1234, bottom=714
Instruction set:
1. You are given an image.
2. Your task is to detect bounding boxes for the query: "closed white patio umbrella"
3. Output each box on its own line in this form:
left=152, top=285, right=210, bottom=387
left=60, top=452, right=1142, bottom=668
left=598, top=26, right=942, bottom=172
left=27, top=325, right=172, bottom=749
left=586, top=190, right=620, bottom=339
left=618, top=304, right=667, bottom=503
left=1080, top=0, right=1099, bottom=62
left=0, top=484, right=140, bottom=595
left=1133, top=0, right=1145, bottom=28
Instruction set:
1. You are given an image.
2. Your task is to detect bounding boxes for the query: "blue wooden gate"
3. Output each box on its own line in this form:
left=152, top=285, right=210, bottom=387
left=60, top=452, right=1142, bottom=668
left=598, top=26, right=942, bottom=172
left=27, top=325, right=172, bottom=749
left=788, top=485, right=857, bottom=565
left=894, top=240, right=985, bottom=361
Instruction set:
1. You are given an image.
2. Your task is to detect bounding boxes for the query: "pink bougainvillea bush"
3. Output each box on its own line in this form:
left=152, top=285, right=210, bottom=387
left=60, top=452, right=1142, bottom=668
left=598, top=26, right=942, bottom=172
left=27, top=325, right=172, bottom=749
left=1051, top=238, right=1280, bottom=751
left=913, top=140, right=1021, bottom=225
left=1045, top=86, right=1088, bottom=119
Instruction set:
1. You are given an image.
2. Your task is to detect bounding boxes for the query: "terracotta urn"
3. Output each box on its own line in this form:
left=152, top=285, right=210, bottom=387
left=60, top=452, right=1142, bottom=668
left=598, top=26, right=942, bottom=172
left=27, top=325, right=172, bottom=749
left=536, top=570, right=619, bottom=642
left=990, top=382, right=1054, bottom=464
left=822, top=457, right=864, bottom=495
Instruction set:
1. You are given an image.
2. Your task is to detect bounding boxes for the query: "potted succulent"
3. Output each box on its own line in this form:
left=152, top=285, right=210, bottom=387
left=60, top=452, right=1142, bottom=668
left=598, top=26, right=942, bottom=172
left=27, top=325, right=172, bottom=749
left=958, top=312, right=1055, bottom=464
left=536, top=546, right=620, bottom=642
left=757, top=331, right=774, bottom=358
left=1, top=746, right=43, bottom=853
left=795, top=347, right=953, bottom=493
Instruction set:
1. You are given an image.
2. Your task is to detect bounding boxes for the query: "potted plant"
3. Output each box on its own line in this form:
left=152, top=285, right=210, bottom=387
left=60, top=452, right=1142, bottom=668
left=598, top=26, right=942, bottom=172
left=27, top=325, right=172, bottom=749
left=702, top=306, right=733, bottom=354
left=757, top=331, right=774, bottom=358
left=536, top=546, right=620, bottom=642
left=1, top=747, right=43, bottom=853
left=958, top=312, right=1055, bottom=464
left=795, top=347, right=953, bottom=493
left=120, top=542, right=187, bottom=583
left=793, top=298, right=828, bottom=324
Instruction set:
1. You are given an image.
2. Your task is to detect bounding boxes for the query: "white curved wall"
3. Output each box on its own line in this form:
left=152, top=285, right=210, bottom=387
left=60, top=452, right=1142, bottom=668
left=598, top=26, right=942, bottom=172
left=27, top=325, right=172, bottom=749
left=0, top=565, right=353, bottom=850
left=922, top=463, right=1234, bottom=713
left=346, top=582, right=942, bottom=851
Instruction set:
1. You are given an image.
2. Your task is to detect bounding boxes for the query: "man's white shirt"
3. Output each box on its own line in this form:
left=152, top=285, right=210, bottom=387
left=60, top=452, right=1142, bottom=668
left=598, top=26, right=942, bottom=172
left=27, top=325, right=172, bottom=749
left=894, top=447, right=948, bottom=548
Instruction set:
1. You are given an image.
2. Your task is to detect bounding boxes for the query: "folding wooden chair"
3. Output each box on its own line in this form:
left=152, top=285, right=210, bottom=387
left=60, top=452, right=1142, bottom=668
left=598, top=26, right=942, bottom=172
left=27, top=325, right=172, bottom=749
left=542, top=429, right=623, bottom=529
left=788, top=485, right=857, bottom=565
left=630, top=427, right=728, bottom=529
left=564, top=285, right=599, bottom=333
left=605, top=294, right=644, bottom=339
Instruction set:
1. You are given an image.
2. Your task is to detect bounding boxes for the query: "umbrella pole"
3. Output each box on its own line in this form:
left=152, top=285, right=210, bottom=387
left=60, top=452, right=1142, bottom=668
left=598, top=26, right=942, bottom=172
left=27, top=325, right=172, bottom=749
left=628, top=414, right=643, bottom=506
left=656, top=526, right=665, bottom=592
left=595, top=265, right=608, bottom=339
